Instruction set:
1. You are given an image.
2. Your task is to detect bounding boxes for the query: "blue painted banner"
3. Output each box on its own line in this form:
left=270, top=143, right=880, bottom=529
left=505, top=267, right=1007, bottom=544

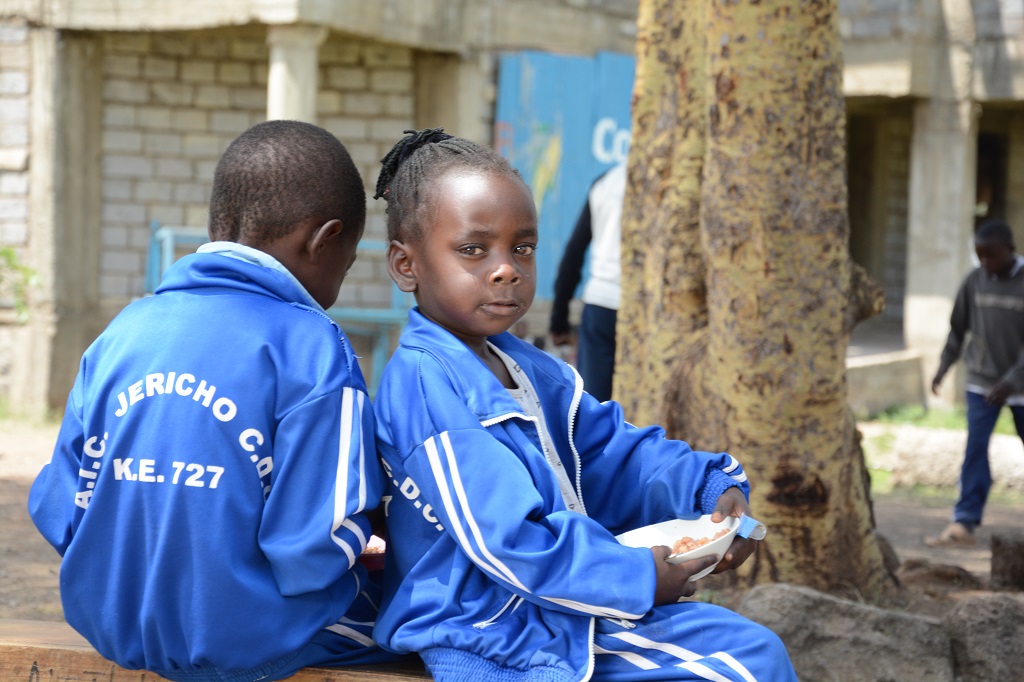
left=495, top=50, right=635, bottom=300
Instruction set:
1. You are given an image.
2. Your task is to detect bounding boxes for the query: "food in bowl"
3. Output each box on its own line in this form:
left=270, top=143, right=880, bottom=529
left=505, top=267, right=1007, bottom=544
left=615, top=515, right=740, bottom=581
left=672, top=527, right=732, bottom=555
left=358, top=534, right=386, bottom=571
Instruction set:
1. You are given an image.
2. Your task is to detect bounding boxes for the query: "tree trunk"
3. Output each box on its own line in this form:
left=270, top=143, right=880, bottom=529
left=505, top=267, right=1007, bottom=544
left=617, top=0, right=711, bottom=433
left=617, top=0, right=893, bottom=597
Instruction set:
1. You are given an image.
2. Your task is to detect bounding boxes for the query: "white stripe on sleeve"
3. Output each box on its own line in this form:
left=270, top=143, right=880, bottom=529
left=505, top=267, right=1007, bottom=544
left=356, top=390, right=367, bottom=510
left=427, top=432, right=645, bottom=618
left=439, top=431, right=530, bottom=589
left=331, top=387, right=366, bottom=563
left=424, top=435, right=527, bottom=590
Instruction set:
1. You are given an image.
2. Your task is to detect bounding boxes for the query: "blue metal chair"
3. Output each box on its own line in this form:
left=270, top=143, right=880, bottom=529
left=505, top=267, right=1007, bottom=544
left=145, top=220, right=209, bottom=294
left=146, top=221, right=409, bottom=395
left=326, top=240, right=412, bottom=395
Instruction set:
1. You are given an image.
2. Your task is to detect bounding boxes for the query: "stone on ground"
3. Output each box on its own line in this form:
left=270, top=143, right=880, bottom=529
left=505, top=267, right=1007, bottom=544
left=738, top=583, right=953, bottom=682
left=944, top=594, right=1024, bottom=682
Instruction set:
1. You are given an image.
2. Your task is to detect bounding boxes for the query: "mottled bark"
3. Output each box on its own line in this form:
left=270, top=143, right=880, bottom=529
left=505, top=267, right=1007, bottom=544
left=617, top=0, right=893, bottom=597
left=616, top=0, right=710, bottom=434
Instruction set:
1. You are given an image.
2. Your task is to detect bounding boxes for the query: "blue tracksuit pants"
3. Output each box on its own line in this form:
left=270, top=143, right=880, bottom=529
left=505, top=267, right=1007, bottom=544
left=269, top=575, right=414, bottom=680
left=592, top=600, right=797, bottom=681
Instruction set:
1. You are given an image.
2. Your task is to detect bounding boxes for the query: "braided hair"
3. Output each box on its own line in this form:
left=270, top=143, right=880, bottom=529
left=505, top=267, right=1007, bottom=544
left=209, top=120, right=366, bottom=245
left=374, top=128, right=524, bottom=242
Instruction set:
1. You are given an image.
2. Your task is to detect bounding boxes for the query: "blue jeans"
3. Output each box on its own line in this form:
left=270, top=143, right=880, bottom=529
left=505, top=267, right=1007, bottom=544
left=577, top=303, right=617, bottom=402
left=956, top=391, right=1024, bottom=527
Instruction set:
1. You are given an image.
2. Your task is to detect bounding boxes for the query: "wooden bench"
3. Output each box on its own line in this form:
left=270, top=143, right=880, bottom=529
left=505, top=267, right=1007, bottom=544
left=0, top=619, right=429, bottom=681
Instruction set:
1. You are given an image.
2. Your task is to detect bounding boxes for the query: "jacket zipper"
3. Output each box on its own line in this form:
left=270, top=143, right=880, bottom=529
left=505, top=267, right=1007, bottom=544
left=565, top=367, right=589, bottom=516
left=582, top=617, right=596, bottom=681
left=472, top=594, right=523, bottom=629
left=604, top=617, right=637, bottom=629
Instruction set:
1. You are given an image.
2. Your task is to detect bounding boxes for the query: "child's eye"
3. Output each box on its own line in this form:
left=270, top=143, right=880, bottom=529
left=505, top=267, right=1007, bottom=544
left=515, top=244, right=536, bottom=256
left=458, top=245, right=485, bottom=256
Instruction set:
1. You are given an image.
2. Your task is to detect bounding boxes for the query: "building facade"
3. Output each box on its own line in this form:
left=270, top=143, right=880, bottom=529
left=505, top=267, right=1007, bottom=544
left=0, top=0, right=1021, bottom=415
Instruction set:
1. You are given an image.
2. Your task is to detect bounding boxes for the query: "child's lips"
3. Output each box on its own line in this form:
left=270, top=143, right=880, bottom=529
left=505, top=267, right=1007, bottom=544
left=482, top=300, right=522, bottom=315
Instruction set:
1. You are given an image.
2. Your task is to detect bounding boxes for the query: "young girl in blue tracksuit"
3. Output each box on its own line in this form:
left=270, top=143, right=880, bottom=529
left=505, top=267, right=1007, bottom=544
left=370, top=128, right=798, bottom=681
left=28, top=121, right=406, bottom=681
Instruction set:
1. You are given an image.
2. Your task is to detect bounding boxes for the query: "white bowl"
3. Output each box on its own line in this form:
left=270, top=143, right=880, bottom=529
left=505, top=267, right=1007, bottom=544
left=615, top=515, right=739, bottom=581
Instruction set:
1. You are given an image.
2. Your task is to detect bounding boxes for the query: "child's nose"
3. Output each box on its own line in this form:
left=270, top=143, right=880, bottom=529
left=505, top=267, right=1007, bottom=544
left=490, top=260, right=520, bottom=285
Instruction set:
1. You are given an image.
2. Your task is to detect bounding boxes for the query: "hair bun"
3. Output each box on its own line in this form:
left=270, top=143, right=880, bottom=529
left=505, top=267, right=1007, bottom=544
left=375, top=128, right=454, bottom=200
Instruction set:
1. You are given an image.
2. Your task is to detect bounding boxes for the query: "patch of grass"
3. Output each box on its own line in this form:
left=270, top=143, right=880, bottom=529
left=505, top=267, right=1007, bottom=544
left=0, top=400, right=21, bottom=421
left=875, top=479, right=1024, bottom=507
left=0, top=400, right=61, bottom=426
left=870, top=404, right=1018, bottom=436
left=861, top=412, right=1024, bottom=506
left=0, top=245, right=37, bottom=321
left=868, top=460, right=1024, bottom=507
left=868, top=467, right=894, bottom=495
left=867, top=467, right=965, bottom=506
left=867, top=431, right=895, bottom=454
left=872, top=481, right=959, bottom=507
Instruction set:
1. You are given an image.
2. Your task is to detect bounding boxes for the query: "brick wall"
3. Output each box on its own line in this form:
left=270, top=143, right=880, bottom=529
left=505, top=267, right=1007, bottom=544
left=975, top=0, right=1024, bottom=39
left=0, top=17, right=30, bottom=403
left=0, top=18, right=30, bottom=296
left=97, top=26, right=415, bottom=309
left=317, top=38, right=415, bottom=310
left=837, top=0, right=922, bottom=41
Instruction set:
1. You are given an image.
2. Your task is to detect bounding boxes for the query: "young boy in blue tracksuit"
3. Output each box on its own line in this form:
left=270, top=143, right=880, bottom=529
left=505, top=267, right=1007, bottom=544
left=28, top=121, right=405, bottom=681
left=370, top=128, right=798, bottom=681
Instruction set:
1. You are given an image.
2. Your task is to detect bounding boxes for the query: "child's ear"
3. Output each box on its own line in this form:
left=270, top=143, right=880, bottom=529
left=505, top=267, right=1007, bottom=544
left=387, top=240, right=417, bottom=293
left=307, top=219, right=345, bottom=263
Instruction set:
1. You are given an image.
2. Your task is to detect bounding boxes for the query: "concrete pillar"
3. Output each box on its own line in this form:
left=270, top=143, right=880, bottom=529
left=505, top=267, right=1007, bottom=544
left=904, top=0, right=978, bottom=408
left=266, top=24, right=329, bottom=123
left=905, top=111, right=977, bottom=406
left=414, top=51, right=488, bottom=143
left=904, top=99, right=979, bottom=408
left=16, top=29, right=102, bottom=416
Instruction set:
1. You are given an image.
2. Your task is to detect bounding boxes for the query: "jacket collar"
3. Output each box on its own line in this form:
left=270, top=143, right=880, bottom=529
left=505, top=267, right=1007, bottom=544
left=194, top=241, right=324, bottom=311
left=155, top=247, right=319, bottom=312
left=398, top=308, right=559, bottom=422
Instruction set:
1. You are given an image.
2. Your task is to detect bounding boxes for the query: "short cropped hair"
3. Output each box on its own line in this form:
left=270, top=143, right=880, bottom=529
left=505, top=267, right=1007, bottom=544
left=374, top=128, right=524, bottom=243
left=975, top=219, right=1014, bottom=247
left=209, top=120, right=365, bottom=244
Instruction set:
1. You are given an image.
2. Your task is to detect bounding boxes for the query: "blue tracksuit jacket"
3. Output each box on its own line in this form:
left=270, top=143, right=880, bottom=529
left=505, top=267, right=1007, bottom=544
left=28, top=249, right=383, bottom=681
left=373, top=309, right=748, bottom=681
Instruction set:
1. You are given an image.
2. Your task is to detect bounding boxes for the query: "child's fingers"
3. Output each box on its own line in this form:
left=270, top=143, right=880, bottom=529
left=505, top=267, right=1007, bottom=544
left=715, top=537, right=755, bottom=572
left=650, top=545, right=672, bottom=561
left=679, top=580, right=698, bottom=600
left=712, top=487, right=749, bottom=522
left=677, top=554, right=719, bottom=580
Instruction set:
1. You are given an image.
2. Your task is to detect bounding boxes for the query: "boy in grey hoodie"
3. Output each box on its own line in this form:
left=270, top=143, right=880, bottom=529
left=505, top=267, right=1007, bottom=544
left=929, top=219, right=1024, bottom=546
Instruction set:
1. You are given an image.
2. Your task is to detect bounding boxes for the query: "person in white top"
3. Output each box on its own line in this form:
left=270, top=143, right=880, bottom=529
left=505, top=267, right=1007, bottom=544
left=548, top=163, right=625, bottom=401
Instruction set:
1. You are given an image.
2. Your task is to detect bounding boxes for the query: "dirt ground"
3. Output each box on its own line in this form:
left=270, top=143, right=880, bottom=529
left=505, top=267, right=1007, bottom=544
left=1, top=417, right=1022, bottom=624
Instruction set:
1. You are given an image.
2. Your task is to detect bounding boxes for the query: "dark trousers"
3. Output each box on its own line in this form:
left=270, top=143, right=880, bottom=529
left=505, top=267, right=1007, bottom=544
left=577, top=303, right=617, bottom=402
left=955, top=391, right=1024, bottom=527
